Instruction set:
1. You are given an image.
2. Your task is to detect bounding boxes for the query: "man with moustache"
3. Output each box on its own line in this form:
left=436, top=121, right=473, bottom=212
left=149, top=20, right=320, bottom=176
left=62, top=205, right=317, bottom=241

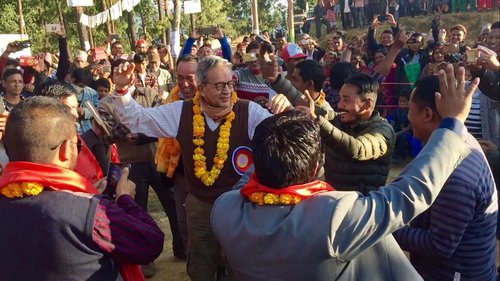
left=310, top=73, right=395, bottom=194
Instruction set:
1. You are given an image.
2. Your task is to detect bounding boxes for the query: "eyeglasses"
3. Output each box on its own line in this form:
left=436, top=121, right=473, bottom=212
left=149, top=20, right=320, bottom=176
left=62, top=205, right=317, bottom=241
left=50, top=138, right=82, bottom=154
left=205, top=80, right=235, bottom=91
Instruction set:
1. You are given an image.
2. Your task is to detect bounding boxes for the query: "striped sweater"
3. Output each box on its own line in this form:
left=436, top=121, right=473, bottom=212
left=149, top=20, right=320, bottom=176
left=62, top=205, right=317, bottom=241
left=394, top=132, right=497, bottom=281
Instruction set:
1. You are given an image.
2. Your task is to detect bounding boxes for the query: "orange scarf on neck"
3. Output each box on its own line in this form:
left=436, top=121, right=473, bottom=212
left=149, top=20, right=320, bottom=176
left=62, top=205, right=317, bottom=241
left=241, top=173, right=335, bottom=205
left=0, top=161, right=145, bottom=281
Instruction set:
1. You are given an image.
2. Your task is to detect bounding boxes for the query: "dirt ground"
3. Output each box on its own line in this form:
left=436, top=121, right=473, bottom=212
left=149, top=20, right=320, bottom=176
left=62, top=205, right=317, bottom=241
left=145, top=161, right=499, bottom=280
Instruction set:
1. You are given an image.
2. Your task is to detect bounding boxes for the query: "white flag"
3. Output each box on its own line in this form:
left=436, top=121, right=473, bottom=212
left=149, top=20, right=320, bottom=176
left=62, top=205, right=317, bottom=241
left=67, top=0, right=94, bottom=7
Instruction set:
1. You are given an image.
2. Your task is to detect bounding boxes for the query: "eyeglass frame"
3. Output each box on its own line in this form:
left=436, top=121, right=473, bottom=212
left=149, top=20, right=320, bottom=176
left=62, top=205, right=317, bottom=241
left=204, top=80, right=235, bottom=91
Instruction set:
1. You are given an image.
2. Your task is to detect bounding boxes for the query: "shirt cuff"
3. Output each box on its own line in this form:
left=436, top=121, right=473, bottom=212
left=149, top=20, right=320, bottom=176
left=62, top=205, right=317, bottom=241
left=112, top=86, right=135, bottom=105
left=439, top=117, right=466, bottom=137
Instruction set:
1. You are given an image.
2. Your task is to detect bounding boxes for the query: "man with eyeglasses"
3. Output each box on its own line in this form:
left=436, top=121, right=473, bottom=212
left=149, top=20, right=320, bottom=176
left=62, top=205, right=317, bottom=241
left=155, top=54, right=200, bottom=260
left=0, top=96, right=165, bottom=281
left=111, top=55, right=292, bottom=281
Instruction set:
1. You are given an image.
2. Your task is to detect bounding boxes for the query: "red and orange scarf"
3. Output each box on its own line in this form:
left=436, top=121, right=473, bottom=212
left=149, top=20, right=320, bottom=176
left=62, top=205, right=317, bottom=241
left=0, top=161, right=145, bottom=281
left=241, top=173, right=335, bottom=205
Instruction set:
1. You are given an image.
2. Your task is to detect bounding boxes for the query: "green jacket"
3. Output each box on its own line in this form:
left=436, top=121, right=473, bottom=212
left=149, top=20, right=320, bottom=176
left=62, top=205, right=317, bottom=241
left=318, top=111, right=395, bottom=194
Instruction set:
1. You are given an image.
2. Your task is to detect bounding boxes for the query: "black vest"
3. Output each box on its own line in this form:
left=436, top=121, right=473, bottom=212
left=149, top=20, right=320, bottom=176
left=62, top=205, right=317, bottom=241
left=0, top=191, right=119, bottom=281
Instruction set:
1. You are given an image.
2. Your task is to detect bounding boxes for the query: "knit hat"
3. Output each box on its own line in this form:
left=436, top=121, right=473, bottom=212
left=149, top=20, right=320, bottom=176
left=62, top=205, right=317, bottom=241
left=281, top=43, right=307, bottom=61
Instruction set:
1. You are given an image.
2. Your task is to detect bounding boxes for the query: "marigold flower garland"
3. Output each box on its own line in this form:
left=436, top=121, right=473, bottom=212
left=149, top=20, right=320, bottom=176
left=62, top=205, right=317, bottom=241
left=317, top=91, right=326, bottom=106
left=248, top=192, right=302, bottom=205
left=192, top=91, right=238, bottom=186
left=1, top=182, right=44, bottom=198
left=155, top=86, right=182, bottom=176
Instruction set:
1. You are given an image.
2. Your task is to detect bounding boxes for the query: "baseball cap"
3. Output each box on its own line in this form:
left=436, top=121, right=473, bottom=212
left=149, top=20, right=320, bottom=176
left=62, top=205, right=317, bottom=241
left=281, top=43, right=307, bottom=61
left=136, top=39, right=146, bottom=46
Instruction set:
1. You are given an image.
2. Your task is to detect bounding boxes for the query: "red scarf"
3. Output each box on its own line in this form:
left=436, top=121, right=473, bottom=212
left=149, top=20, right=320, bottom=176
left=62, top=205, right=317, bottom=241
left=0, top=161, right=145, bottom=281
left=241, top=173, right=335, bottom=202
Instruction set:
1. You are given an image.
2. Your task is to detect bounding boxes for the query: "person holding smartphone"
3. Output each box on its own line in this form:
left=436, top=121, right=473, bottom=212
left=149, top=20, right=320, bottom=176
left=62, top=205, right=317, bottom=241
left=0, top=96, right=164, bottom=281
left=367, top=13, right=400, bottom=56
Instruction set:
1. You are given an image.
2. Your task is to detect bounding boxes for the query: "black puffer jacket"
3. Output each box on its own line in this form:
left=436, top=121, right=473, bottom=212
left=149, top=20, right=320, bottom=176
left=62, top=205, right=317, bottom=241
left=318, top=111, right=395, bottom=194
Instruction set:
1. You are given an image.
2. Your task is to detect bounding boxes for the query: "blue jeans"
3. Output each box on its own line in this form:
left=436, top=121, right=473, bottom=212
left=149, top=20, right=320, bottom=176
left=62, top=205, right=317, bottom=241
left=354, top=7, right=366, bottom=27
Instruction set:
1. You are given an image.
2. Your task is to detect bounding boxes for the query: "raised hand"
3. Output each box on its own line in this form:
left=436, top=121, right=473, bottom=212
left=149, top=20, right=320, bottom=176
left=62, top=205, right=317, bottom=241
left=213, top=26, right=224, bottom=39
left=435, top=64, right=480, bottom=123
left=387, top=13, right=397, bottom=27
left=260, top=54, right=280, bottom=84
left=300, top=90, right=317, bottom=119
left=268, top=94, right=293, bottom=114
left=113, top=62, right=135, bottom=90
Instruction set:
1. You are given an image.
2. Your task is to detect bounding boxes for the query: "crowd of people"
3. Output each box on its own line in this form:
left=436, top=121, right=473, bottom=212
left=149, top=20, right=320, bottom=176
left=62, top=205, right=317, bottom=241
left=0, top=8, right=498, bottom=281
left=306, top=0, right=499, bottom=35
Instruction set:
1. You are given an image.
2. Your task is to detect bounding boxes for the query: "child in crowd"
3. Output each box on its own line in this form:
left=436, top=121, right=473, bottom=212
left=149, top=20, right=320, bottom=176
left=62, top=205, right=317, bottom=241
left=389, top=93, right=413, bottom=164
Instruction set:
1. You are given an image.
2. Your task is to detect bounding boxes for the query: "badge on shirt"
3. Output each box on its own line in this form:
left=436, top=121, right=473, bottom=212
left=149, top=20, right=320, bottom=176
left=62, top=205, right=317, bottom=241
left=232, top=146, right=253, bottom=175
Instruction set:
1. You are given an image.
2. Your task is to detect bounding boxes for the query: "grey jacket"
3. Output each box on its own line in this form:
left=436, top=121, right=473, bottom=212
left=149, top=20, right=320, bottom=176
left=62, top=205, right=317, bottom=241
left=211, top=127, right=470, bottom=281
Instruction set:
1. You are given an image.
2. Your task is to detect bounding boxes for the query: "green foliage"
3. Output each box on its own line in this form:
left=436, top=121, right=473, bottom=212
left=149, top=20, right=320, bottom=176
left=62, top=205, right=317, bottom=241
left=0, top=4, right=19, bottom=34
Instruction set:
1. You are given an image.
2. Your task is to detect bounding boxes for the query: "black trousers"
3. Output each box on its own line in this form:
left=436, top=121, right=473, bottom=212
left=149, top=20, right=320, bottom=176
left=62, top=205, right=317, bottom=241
left=129, top=161, right=185, bottom=255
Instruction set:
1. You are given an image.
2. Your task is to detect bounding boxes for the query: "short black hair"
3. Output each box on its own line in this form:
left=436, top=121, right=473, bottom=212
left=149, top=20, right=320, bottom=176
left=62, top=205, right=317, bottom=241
left=71, top=68, right=92, bottom=86
left=111, top=41, right=123, bottom=48
left=411, top=75, right=439, bottom=112
left=4, top=96, right=76, bottom=162
left=133, top=52, right=149, bottom=63
left=330, top=62, right=358, bottom=91
left=33, top=80, right=76, bottom=99
left=246, top=40, right=260, bottom=52
left=344, top=73, right=379, bottom=99
left=295, top=60, right=326, bottom=92
left=492, top=21, right=500, bottom=30
left=252, top=111, right=321, bottom=189
left=92, top=78, right=111, bottom=91
left=2, top=68, right=23, bottom=81
left=374, top=48, right=388, bottom=56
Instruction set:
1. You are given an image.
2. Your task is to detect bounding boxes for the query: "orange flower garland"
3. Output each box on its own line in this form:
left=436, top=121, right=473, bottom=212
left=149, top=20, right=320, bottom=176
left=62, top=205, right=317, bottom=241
left=1, top=182, right=44, bottom=198
left=192, top=91, right=238, bottom=186
left=316, top=91, right=326, bottom=106
left=155, top=86, right=182, bottom=176
left=248, top=192, right=302, bottom=205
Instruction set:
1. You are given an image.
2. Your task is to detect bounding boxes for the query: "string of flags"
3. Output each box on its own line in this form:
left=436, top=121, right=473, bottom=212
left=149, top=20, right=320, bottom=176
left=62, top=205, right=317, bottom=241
left=77, top=0, right=141, bottom=28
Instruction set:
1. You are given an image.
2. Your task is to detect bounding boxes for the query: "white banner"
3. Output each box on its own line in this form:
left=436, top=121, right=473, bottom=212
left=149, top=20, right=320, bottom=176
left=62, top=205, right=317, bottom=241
left=184, top=0, right=201, bottom=14
left=67, top=0, right=94, bottom=7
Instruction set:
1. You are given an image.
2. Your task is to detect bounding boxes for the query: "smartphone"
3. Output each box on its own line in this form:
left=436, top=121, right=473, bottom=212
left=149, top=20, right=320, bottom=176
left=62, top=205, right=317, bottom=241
left=19, top=56, right=38, bottom=67
left=378, top=15, right=388, bottom=22
left=93, top=47, right=108, bottom=61
left=465, top=49, right=479, bottom=63
left=17, top=40, right=31, bottom=50
left=198, top=26, right=215, bottom=36
left=45, top=23, right=63, bottom=34
left=104, top=163, right=131, bottom=198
